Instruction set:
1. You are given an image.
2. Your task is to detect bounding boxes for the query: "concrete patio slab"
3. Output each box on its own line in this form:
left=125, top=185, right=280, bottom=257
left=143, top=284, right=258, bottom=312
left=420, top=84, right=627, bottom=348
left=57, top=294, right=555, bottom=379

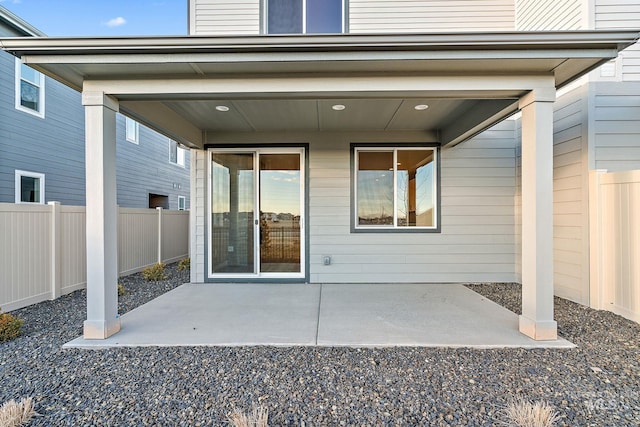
left=65, top=283, right=573, bottom=349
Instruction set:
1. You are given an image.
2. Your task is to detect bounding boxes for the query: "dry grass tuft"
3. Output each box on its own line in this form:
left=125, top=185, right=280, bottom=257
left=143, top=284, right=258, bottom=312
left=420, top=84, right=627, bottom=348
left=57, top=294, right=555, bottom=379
left=499, top=398, right=559, bottom=427
left=228, top=404, right=269, bottom=427
left=0, top=397, right=37, bottom=427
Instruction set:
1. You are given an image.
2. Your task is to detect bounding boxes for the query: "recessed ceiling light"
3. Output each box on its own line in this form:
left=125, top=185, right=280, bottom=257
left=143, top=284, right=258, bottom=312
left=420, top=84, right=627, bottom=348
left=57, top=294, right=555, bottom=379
left=332, top=104, right=346, bottom=111
left=215, top=105, right=230, bottom=112
left=414, top=104, right=429, bottom=111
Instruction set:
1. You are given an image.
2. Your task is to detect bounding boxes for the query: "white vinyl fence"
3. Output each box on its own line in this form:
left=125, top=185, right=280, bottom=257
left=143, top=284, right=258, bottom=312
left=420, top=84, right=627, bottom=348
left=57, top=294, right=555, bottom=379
left=0, top=203, right=189, bottom=312
left=590, top=170, right=640, bottom=323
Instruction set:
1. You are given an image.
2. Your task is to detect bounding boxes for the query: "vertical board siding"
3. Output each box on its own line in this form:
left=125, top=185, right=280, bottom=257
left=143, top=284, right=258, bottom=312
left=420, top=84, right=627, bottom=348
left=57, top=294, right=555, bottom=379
left=349, top=0, right=515, bottom=33
left=595, top=0, right=640, bottom=80
left=515, top=0, right=584, bottom=30
left=191, top=0, right=260, bottom=35
left=59, top=205, right=86, bottom=293
left=551, top=84, right=589, bottom=304
left=597, top=171, right=640, bottom=322
left=0, top=204, right=51, bottom=310
left=593, top=81, right=640, bottom=171
left=118, top=208, right=159, bottom=275
left=0, top=203, right=189, bottom=311
left=162, top=210, right=190, bottom=262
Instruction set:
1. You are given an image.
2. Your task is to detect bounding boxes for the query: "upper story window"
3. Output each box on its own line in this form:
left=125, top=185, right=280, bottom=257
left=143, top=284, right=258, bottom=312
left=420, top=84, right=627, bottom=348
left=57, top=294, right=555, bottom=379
left=178, top=196, right=186, bottom=211
left=352, top=145, right=439, bottom=232
left=15, top=170, right=45, bottom=204
left=266, top=0, right=344, bottom=34
left=170, top=140, right=187, bottom=167
left=125, top=117, right=139, bottom=144
left=15, top=59, right=45, bottom=118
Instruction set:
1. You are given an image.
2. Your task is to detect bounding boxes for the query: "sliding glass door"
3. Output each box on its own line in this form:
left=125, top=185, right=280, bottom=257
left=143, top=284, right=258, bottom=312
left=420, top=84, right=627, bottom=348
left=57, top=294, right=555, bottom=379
left=209, top=148, right=304, bottom=279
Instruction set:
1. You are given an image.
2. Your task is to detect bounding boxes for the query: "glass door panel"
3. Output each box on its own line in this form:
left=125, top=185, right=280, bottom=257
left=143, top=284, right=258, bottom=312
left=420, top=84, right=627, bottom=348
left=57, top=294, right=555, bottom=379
left=211, top=152, right=256, bottom=274
left=259, top=153, right=302, bottom=273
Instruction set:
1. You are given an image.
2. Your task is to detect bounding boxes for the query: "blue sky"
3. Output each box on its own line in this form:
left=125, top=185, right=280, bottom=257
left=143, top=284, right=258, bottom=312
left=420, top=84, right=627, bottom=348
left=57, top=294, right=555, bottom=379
left=1, top=0, right=187, bottom=36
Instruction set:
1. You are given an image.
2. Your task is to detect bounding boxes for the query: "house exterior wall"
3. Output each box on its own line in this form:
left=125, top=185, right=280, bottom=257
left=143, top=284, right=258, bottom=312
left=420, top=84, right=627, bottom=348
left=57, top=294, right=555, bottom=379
left=189, top=0, right=260, bottom=35
left=189, top=0, right=515, bottom=35
left=197, top=121, right=517, bottom=283
left=349, top=0, right=515, bottom=33
left=552, top=83, right=591, bottom=304
left=595, top=0, right=640, bottom=81
left=515, top=0, right=585, bottom=30
left=592, top=81, right=640, bottom=171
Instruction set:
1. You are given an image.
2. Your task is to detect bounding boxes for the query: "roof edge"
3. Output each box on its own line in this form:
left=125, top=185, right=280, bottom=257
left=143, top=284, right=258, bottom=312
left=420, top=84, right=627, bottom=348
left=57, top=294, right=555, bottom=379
left=0, top=5, right=46, bottom=37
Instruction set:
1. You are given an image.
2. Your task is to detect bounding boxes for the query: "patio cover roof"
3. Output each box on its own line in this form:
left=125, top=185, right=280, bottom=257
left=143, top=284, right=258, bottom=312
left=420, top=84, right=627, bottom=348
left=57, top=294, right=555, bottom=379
left=0, top=31, right=638, bottom=147
left=2, top=30, right=638, bottom=148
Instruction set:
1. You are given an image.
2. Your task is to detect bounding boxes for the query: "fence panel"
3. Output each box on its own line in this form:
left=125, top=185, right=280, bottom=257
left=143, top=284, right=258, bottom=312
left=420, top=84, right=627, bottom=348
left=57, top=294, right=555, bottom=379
left=1, top=203, right=189, bottom=311
left=0, top=204, right=51, bottom=311
left=161, top=210, right=189, bottom=263
left=118, top=208, right=159, bottom=276
left=592, top=170, right=640, bottom=323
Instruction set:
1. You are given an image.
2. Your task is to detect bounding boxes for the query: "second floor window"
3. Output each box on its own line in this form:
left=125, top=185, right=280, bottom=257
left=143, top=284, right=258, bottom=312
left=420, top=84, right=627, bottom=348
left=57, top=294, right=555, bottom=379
left=170, top=140, right=186, bottom=167
left=15, top=59, right=45, bottom=117
left=125, top=117, right=139, bottom=144
left=266, top=0, right=344, bottom=34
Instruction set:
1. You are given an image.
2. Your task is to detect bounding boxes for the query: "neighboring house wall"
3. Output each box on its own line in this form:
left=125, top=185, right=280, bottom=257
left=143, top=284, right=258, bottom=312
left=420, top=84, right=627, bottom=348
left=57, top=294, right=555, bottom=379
left=116, top=115, right=191, bottom=210
left=196, top=122, right=517, bottom=284
left=595, top=0, right=640, bottom=81
left=0, top=50, right=86, bottom=206
left=515, top=0, right=585, bottom=30
left=349, top=0, right=515, bottom=32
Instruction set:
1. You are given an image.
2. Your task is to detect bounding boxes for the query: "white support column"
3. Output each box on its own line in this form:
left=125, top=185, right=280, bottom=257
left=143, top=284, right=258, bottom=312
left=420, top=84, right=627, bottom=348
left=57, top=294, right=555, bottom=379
left=82, top=91, right=120, bottom=339
left=519, top=88, right=558, bottom=340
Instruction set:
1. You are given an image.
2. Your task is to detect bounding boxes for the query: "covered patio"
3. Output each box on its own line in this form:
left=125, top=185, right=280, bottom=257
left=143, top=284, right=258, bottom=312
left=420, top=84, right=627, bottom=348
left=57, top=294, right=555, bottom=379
left=65, top=282, right=572, bottom=348
left=3, top=30, right=637, bottom=344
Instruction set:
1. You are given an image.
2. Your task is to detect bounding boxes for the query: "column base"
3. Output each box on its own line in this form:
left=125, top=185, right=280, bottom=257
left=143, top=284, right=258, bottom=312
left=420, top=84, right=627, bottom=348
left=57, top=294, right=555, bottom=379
left=519, top=315, right=557, bottom=341
left=83, top=317, right=121, bottom=339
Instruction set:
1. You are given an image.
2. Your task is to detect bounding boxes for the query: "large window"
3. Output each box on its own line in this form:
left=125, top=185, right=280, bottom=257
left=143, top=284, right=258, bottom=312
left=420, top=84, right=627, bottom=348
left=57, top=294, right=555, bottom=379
left=266, top=0, right=344, bottom=34
left=353, top=146, right=438, bottom=231
left=125, top=117, right=139, bottom=144
left=15, top=59, right=45, bottom=117
left=15, top=170, right=45, bottom=204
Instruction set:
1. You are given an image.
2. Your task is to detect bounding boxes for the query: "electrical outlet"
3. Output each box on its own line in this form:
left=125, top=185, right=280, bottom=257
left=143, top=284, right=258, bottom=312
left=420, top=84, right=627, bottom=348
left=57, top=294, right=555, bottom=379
left=323, top=255, right=331, bottom=265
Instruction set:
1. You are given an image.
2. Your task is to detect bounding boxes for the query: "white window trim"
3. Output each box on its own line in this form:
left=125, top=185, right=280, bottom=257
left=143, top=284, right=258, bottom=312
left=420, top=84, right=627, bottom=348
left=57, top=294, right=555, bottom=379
left=15, top=58, right=45, bottom=118
left=125, top=117, right=139, bottom=144
left=353, top=146, right=439, bottom=232
left=15, top=170, right=45, bottom=204
left=178, top=196, right=186, bottom=211
left=264, top=0, right=346, bottom=34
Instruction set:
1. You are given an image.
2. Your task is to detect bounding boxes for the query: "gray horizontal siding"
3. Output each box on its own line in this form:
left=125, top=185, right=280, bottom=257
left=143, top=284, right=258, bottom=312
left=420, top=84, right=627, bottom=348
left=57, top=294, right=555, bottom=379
left=0, top=49, right=190, bottom=209
left=593, top=81, right=640, bottom=171
left=551, top=84, right=589, bottom=304
left=595, top=0, right=640, bottom=80
left=349, top=0, right=515, bottom=32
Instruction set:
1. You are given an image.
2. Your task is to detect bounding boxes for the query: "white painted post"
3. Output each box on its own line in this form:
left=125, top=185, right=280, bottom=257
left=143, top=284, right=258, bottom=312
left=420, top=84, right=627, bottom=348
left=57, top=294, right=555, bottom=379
left=157, top=206, right=163, bottom=264
left=518, top=88, right=558, bottom=340
left=49, top=201, right=61, bottom=300
left=82, top=91, right=120, bottom=339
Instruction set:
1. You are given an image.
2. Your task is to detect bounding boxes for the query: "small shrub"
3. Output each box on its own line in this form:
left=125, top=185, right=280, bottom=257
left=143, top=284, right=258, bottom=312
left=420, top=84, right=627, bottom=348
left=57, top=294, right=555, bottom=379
left=228, top=405, right=269, bottom=427
left=177, top=257, right=190, bottom=271
left=0, top=397, right=37, bottom=426
left=117, top=283, right=127, bottom=296
left=0, top=309, right=23, bottom=342
left=141, top=262, right=168, bottom=281
left=499, top=398, right=559, bottom=427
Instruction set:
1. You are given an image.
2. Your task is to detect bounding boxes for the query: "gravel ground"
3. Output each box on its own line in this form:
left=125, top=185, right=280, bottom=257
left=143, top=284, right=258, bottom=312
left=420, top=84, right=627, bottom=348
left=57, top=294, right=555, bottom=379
left=1, top=271, right=639, bottom=426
